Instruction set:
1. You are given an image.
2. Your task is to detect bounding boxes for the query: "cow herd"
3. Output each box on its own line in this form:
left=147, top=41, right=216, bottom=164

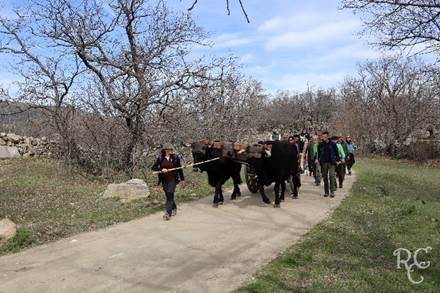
left=191, top=140, right=301, bottom=208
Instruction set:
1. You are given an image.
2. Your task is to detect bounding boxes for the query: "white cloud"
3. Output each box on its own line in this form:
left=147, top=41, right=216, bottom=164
left=240, top=53, right=254, bottom=63
left=212, top=32, right=257, bottom=48
left=258, top=9, right=349, bottom=33
left=258, top=16, right=285, bottom=32
left=269, top=72, right=348, bottom=92
left=245, top=65, right=271, bottom=75
left=322, top=44, right=381, bottom=61
left=0, top=7, right=17, bottom=19
left=0, top=78, right=15, bottom=86
left=265, top=19, right=361, bottom=50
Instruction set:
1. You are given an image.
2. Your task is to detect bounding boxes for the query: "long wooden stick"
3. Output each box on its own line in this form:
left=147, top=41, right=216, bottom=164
left=152, top=157, right=221, bottom=175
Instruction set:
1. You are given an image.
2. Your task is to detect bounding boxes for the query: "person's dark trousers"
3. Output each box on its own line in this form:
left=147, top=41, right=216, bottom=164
left=314, top=161, right=321, bottom=185
left=310, top=161, right=321, bottom=185
left=308, top=159, right=314, bottom=176
left=346, top=153, right=355, bottom=173
left=295, top=171, right=301, bottom=192
left=336, top=162, right=345, bottom=187
left=162, top=180, right=177, bottom=215
left=321, top=162, right=336, bottom=195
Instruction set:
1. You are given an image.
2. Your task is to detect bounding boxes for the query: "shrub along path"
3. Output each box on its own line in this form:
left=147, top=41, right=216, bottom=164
left=0, top=163, right=354, bottom=293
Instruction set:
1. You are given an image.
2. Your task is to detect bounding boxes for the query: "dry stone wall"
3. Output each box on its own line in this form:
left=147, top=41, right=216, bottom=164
left=0, top=132, right=54, bottom=159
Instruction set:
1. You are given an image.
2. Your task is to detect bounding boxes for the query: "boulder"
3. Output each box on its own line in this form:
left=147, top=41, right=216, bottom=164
left=103, top=178, right=150, bottom=203
left=0, top=218, right=17, bottom=244
left=0, top=146, right=21, bottom=159
left=0, top=138, right=6, bottom=146
left=6, top=133, right=22, bottom=144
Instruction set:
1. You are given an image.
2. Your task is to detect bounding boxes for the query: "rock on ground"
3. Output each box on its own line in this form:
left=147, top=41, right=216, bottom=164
left=0, top=146, right=20, bottom=159
left=103, top=178, right=150, bottom=202
left=6, top=133, right=22, bottom=144
left=0, top=218, right=17, bottom=244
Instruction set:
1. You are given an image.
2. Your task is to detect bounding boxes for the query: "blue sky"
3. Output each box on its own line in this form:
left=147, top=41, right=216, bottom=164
left=174, top=0, right=380, bottom=93
left=0, top=0, right=381, bottom=94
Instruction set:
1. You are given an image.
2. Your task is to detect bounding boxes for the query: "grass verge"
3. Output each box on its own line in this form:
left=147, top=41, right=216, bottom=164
left=0, top=158, right=231, bottom=255
left=235, top=158, right=440, bottom=292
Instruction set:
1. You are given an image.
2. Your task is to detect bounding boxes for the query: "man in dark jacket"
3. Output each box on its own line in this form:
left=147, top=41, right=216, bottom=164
left=316, top=131, right=340, bottom=197
left=152, top=143, right=185, bottom=220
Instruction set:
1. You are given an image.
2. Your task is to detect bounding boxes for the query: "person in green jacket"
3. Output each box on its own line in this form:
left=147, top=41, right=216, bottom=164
left=333, top=136, right=346, bottom=188
left=271, top=128, right=281, bottom=141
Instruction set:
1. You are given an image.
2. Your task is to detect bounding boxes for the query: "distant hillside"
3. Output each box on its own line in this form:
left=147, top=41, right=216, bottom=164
left=0, top=100, right=54, bottom=137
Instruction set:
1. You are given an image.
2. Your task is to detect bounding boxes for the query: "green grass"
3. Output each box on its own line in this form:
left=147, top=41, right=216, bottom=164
left=0, top=158, right=230, bottom=255
left=236, top=158, right=440, bottom=292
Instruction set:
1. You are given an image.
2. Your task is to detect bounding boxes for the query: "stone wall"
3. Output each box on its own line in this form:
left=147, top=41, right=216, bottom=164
left=0, top=132, right=53, bottom=158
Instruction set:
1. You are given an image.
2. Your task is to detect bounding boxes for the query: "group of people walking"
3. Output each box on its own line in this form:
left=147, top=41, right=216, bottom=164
left=283, top=128, right=357, bottom=198
left=154, top=129, right=357, bottom=220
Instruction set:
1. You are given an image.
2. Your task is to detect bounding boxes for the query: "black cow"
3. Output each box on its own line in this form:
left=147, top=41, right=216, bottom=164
left=191, top=141, right=242, bottom=207
left=247, top=141, right=300, bottom=207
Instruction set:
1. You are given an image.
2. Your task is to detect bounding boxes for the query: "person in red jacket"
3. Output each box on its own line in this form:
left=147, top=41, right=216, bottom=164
left=152, top=143, right=185, bottom=221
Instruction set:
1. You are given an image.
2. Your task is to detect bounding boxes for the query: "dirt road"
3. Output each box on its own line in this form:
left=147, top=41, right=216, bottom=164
left=0, top=173, right=355, bottom=293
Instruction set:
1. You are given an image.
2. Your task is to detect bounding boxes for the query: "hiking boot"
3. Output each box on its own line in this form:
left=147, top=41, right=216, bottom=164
left=163, top=213, right=171, bottom=221
left=324, top=194, right=329, bottom=197
left=330, top=194, right=335, bottom=198
left=348, top=170, right=352, bottom=175
left=172, top=209, right=177, bottom=216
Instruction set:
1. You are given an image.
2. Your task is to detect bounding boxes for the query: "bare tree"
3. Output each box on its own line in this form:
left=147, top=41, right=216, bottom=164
left=1, top=0, right=218, bottom=174
left=263, top=88, right=338, bottom=135
left=187, top=0, right=250, bottom=23
left=342, top=0, right=440, bottom=54
left=339, top=56, right=440, bottom=155
left=0, top=12, right=83, bottom=163
left=154, top=57, right=268, bottom=143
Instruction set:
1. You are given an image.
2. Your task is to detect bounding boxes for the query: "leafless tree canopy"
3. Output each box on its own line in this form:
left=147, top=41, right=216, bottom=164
left=339, top=56, right=440, bottom=154
left=1, top=1, right=440, bottom=174
left=187, top=0, right=250, bottom=23
left=0, top=0, right=264, bottom=174
left=255, top=56, right=440, bottom=157
left=342, top=0, right=440, bottom=54
left=264, top=89, right=338, bottom=134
